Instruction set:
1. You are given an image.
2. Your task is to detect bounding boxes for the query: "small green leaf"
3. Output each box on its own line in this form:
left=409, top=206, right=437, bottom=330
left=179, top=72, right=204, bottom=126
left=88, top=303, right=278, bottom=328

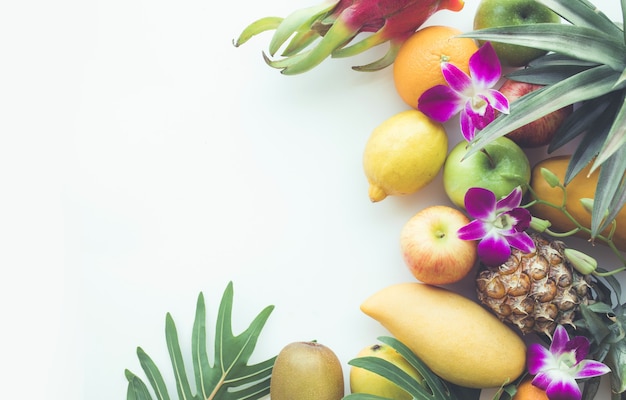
left=579, top=304, right=612, bottom=343
left=233, top=17, right=283, bottom=47
left=165, top=314, right=195, bottom=400
left=348, top=357, right=432, bottom=398
left=192, top=293, right=211, bottom=399
left=377, top=336, right=457, bottom=399
left=137, top=347, right=171, bottom=400
left=126, top=370, right=154, bottom=400
left=268, top=1, right=338, bottom=56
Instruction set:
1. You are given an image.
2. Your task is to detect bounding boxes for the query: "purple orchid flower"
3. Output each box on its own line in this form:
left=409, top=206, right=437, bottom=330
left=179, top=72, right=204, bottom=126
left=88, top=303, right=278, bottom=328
left=527, top=325, right=611, bottom=400
left=418, top=41, right=509, bottom=141
left=457, top=186, right=534, bottom=266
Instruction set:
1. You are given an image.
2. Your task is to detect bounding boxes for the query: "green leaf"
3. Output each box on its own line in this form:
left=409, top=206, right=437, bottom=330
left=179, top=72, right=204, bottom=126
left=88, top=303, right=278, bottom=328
left=209, top=282, right=275, bottom=399
left=165, top=314, right=195, bottom=400
left=267, top=1, right=338, bottom=56
left=467, top=65, right=621, bottom=159
left=536, top=0, right=622, bottom=37
left=347, top=336, right=458, bottom=400
left=591, top=91, right=626, bottom=169
left=506, top=63, right=594, bottom=85
left=126, top=370, right=154, bottom=400
left=137, top=347, right=171, bottom=400
left=192, top=293, right=211, bottom=399
left=459, top=24, right=626, bottom=71
left=562, top=110, right=612, bottom=183
left=591, top=145, right=626, bottom=238
left=125, top=282, right=276, bottom=400
left=579, top=304, right=612, bottom=344
left=548, top=93, right=614, bottom=153
left=233, top=17, right=283, bottom=47
left=347, top=357, right=433, bottom=399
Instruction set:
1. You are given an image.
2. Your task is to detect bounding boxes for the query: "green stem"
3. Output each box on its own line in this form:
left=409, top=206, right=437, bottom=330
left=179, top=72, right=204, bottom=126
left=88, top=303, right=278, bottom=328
left=481, top=148, right=495, bottom=169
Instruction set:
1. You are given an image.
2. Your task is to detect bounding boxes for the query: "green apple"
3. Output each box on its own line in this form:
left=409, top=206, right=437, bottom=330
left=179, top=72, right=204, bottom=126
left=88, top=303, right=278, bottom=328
left=349, top=343, right=423, bottom=400
left=473, top=0, right=561, bottom=67
left=443, top=137, right=531, bottom=209
left=400, top=205, right=477, bottom=285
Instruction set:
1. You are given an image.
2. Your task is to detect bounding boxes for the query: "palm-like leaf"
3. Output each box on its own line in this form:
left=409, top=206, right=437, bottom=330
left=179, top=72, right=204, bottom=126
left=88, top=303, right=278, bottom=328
left=459, top=0, right=626, bottom=239
left=124, top=282, right=276, bottom=400
left=343, top=336, right=480, bottom=400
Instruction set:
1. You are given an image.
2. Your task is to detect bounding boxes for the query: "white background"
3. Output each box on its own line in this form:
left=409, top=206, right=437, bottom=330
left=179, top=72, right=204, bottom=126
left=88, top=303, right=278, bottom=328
left=1, top=0, right=623, bottom=399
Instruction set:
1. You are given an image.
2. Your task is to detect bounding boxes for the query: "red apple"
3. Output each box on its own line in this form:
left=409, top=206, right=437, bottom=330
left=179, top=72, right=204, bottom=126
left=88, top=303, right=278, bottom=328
left=498, top=78, right=573, bottom=148
left=400, top=205, right=477, bottom=285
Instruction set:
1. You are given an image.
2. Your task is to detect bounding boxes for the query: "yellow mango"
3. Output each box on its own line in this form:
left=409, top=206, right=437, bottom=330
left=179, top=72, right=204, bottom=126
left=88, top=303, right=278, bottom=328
left=360, top=283, right=526, bottom=389
left=529, top=155, right=626, bottom=251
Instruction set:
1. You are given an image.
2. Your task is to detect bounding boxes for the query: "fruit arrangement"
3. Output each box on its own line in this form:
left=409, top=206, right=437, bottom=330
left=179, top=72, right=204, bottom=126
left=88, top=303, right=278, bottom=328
left=126, top=0, right=626, bottom=399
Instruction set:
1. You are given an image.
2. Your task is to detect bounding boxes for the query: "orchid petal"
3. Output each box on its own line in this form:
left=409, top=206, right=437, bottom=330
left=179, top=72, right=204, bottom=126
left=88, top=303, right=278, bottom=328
left=477, top=233, right=511, bottom=266
left=550, top=325, right=570, bottom=355
left=465, top=100, right=494, bottom=131
left=546, top=374, right=581, bottom=400
left=441, top=62, right=472, bottom=94
left=495, top=186, right=523, bottom=212
left=418, top=85, right=465, bottom=122
left=506, top=208, right=532, bottom=231
left=528, top=343, right=554, bottom=375
left=464, top=187, right=496, bottom=220
left=505, top=232, right=535, bottom=253
left=457, top=219, right=490, bottom=241
left=573, top=360, right=612, bottom=379
left=566, top=336, right=590, bottom=364
left=459, top=109, right=476, bottom=141
left=532, top=372, right=552, bottom=391
left=484, top=89, right=510, bottom=114
left=469, top=42, right=501, bottom=89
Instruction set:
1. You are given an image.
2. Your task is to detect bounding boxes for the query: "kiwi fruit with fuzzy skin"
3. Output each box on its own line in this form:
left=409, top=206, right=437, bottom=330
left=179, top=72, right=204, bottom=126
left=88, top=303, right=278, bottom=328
left=270, top=341, right=344, bottom=400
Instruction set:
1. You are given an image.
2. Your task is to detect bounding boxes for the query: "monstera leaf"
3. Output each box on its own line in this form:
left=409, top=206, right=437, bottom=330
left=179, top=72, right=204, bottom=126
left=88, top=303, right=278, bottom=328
left=125, top=282, right=276, bottom=400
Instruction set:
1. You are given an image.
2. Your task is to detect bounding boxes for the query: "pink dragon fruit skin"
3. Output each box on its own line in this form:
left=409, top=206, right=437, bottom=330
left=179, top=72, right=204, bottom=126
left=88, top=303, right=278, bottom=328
left=234, top=0, right=465, bottom=74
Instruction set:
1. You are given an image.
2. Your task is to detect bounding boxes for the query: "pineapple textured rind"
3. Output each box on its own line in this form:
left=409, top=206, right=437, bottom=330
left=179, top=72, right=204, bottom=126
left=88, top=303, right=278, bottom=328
left=476, top=234, right=592, bottom=337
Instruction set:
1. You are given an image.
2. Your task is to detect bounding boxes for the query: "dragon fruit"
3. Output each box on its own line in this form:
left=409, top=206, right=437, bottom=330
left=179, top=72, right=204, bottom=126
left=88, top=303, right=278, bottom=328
left=234, top=0, right=465, bottom=75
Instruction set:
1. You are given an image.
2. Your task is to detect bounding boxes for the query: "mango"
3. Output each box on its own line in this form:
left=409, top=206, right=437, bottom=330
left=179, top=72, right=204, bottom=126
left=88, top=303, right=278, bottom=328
left=360, top=282, right=526, bottom=389
left=529, top=155, right=626, bottom=251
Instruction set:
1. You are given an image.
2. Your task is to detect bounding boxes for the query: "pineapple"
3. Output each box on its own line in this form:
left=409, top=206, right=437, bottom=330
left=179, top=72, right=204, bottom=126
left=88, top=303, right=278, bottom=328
left=460, top=0, right=626, bottom=242
left=475, top=234, right=592, bottom=337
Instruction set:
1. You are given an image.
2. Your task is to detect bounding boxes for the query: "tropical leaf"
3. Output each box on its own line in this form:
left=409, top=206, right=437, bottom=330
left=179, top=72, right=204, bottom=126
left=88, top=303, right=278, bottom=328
left=548, top=93, right=614, bottom=153
left=468, top=65, right=621, bottom=156
left=592, top=146, right=626, bottom=237
left=125, top=282, right=276, bottom=400
left=459, top=24, right=626, bottom=70
left=536, top=0, right=622, bottom=36
left=343, top=336, right=467, bottom=400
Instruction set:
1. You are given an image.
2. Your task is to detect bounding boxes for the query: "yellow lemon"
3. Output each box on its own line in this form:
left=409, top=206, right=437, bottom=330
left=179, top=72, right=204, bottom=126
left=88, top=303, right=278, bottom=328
left=363, top=110, right=448, bottom=202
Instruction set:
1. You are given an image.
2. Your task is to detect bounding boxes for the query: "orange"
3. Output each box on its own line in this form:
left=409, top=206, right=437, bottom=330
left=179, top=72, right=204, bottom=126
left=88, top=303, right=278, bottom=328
left=512, top=377, right=549, bottom=400
left=393, top=25, right=479, bottom=108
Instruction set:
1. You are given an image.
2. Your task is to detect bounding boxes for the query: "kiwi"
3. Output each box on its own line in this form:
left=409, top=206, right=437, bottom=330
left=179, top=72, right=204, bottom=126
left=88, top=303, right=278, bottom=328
left=270, top=341, right=344, bottom=400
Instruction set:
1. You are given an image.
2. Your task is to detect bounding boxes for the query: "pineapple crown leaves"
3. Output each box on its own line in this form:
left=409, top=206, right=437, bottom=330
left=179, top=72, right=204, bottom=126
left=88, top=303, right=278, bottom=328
left=124, top=281, right=276, bottom=400
left=574, top=274, right=626, bottom=396
left=458, top=0, right=626, bottom=240
left=342, top=336, right=481, bottom=400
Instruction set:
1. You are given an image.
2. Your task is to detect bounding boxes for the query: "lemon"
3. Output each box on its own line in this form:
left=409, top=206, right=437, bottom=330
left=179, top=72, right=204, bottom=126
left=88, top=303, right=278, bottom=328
left=363, top=110, right=448, bottom=202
